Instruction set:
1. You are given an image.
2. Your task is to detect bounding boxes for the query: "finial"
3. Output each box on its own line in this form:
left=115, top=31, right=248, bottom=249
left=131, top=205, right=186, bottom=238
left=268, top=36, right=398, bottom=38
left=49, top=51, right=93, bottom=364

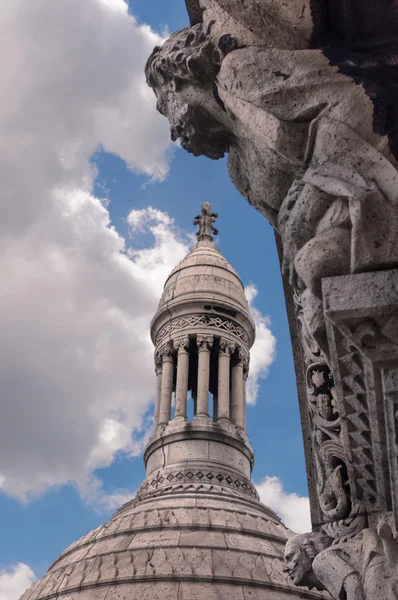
left=193, top=201, right=218, bottom=243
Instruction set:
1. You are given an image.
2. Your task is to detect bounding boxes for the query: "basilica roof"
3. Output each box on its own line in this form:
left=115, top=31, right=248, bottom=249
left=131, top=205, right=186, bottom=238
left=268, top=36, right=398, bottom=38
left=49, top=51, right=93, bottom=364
left=19, top=489, right=326, bottom=600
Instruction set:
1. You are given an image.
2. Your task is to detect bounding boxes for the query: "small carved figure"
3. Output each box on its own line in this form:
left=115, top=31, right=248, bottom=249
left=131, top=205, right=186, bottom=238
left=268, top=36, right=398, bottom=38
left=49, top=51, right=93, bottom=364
left=285, top=525, right=398, bottom=600
left=283, top=531, right=330, bottom=590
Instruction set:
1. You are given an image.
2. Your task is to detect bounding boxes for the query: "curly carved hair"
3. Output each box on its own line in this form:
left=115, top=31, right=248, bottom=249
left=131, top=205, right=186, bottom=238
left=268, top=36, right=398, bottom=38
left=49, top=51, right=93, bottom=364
left=145, top=24, right=221, bottom=90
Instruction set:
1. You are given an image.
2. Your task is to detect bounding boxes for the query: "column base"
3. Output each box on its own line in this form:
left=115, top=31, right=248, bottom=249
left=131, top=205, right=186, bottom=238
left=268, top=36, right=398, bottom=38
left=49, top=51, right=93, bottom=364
left=215, top=417, right=234, bottom=431
left=193, top=413, right=211, bottom=424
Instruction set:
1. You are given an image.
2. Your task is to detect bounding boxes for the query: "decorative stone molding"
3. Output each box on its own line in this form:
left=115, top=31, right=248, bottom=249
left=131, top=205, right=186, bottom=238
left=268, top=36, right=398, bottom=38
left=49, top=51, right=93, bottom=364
left=306, top=362, right=349, bottom=523
left=219, top=337, right=236, bottom=356
left=196, top=334, right=214, bottom=351
left=156, top=314, right=250, bottom=346
left=282, top=269, right=398, bottom=599
left=137, top=468, right=258, bottom=499
left=173, top=335, right=190, bottom=351
left=323, top=269, right=398, bottom=518
left=157, top=341, right=174, bottom=359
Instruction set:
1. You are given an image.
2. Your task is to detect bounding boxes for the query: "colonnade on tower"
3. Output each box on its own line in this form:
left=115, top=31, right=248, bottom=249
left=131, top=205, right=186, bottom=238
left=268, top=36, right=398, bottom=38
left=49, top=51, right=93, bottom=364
left=154, top=332, right=249, bottom=430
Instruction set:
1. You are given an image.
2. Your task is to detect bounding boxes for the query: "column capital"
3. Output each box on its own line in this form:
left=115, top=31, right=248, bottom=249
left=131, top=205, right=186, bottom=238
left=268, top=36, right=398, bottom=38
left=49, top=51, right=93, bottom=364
left=158, top=341, right=174, bottom=361
left=173, top=335, right=189, bottom=351
left=154, top=353, right=163, bottom=375
left=237, top=347, right=250, bottom=372
left=197, top=334, right=214, bottom=351
left=219, top=337, right=236, bottom=356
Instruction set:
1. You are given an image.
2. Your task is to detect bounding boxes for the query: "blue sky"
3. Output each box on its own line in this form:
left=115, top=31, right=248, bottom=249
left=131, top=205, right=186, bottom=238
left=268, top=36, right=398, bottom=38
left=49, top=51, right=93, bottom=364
left=0, top=0, right=309, bottom=596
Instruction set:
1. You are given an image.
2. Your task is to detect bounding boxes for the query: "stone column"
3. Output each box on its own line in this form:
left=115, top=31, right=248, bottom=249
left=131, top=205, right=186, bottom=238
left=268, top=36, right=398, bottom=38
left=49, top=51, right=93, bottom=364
left=158, top=342, right=174, bottom=426
left=196, top=335, right=213, bottom=418
left=243, top=365, right=249, bottom=432
left=231, top=349, right=248, bottom=431
left=217, top=338, right=235, bottom=422
left=213, top=395, right=218, bottom=421
left=154, top=353, right=162, bottom=428
left=173, top=336, right=190, bottom=420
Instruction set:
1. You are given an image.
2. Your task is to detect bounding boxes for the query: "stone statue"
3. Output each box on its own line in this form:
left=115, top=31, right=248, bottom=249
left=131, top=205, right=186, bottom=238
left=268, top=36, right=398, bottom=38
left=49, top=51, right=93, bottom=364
left=285, top=520, right=398, bottom=600
left=145, top=19, right=398, bottom=356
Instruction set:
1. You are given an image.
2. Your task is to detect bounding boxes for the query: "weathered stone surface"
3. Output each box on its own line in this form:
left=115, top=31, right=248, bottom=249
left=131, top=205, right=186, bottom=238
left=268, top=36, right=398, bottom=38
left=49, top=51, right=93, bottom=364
left=21, top=488, right=324, bottom=599
left=144, top=2, right=398, bottom=598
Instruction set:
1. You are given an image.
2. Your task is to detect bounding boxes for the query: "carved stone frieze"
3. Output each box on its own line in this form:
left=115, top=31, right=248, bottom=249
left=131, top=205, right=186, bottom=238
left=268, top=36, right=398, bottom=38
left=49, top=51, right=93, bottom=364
left=323, top=270, right=398, bottom=517
left=156, top=313, right=250, bottom=346
left=137, top=467, right=258, bottom=500
left=306, top=362, right=349, bottom=523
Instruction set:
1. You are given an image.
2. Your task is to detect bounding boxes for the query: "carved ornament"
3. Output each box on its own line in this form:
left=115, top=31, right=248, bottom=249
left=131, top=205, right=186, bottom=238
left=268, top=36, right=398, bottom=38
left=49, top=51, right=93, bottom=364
left=156, top=313, right=250, bottom=347
left=173, top=336, right=190, bottom=351
left=219, top=337, right=236, bottom=356
left=196, top=334, right=214, bottom=351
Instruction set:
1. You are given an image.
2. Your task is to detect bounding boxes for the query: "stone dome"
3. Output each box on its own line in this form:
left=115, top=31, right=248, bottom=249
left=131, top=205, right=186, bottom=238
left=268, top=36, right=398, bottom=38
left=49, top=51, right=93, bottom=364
left=158, top=239, right=249, bottom=315
left=20, top=482, right=323, bottom=600
left=151, top=240, right=255, bottom=351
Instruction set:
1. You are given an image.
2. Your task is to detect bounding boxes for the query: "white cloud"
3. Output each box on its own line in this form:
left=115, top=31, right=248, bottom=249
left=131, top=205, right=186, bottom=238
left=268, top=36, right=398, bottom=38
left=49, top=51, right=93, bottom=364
left=0, top=200, right=189, bottom=502
left=245, top=284, right=277, bottom=405
left=256, top=476, right=311, bottom=533
left=0, top=0, right=179, bottom=503
left=0, top=564, right=36, bottom=600
left=0, top=0, right=276, bottom=507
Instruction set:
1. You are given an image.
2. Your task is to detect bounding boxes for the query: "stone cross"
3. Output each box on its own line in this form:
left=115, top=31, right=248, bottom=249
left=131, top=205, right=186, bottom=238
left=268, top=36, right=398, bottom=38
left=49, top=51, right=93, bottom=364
left=193, top=201, right=218, bottom=242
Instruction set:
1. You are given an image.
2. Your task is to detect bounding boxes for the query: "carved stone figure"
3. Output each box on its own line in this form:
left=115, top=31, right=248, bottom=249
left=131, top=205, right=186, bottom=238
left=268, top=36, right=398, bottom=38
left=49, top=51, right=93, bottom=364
left=285, top=521, right=398, bottom=600
left=283, top=531, right=329, bottom=591
left=145, top=19, right=398, bottom=356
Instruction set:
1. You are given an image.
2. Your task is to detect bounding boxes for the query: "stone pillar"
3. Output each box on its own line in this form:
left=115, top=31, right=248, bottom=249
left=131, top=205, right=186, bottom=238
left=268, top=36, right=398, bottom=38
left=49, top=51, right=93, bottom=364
left=173, top=336, right=190, bottom=420
left=213, top=395, right=218, bottom=421
left=217, top=338, right=235, bottom=422
left=231, top=349, right=247, bottom=431
left=243, top=367, right=248, bottom=433
left=158, top=343, right=174, bottom=426
left=154, top=353, right=162, bottom=428
left=196, top=335, right=213, bottom=418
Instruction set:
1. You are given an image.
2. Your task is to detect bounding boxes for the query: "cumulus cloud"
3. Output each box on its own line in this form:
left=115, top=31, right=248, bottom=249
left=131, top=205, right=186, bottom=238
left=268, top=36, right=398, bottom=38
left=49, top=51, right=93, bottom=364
left=0, top=0, right=178, bottom=502
left=256, top=476, right=311, bottom=533
left=0, top=0, right=276, bottom=507
left=245, top=285, right=277, bottom=405
left=0, top=564, right=36, bottom=600
left=0, top=199, right=189, bottom=502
